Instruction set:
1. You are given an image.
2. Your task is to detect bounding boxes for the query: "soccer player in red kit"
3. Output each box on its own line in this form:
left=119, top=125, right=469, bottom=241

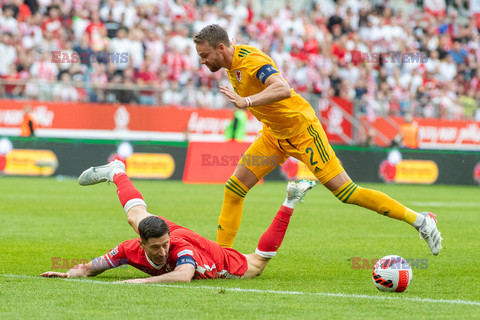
left=41, top=160, right=315, bottom=283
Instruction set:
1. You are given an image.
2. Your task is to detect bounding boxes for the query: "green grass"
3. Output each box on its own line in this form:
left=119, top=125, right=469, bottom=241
left=0, top=177, right=479, bottom=319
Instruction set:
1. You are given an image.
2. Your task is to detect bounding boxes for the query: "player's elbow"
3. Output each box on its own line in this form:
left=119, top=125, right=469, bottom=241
left=176, top=269, right=194, bottom=283
left=178, top=274, right=192, bottom=283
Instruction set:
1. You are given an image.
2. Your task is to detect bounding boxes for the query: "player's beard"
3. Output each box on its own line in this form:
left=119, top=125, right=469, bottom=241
left=207, top=52, right=222, bottom=72
left=208, top=64, right=221, bottom=72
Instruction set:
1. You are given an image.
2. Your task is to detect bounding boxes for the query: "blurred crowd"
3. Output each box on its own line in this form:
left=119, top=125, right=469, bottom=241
left=0, top=0, right=479, bottom=120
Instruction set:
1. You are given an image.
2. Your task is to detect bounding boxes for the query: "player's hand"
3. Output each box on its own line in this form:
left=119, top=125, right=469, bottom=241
left=219, top=86, right=248, bottom=109
left=41, top=271, right=69, bottom=278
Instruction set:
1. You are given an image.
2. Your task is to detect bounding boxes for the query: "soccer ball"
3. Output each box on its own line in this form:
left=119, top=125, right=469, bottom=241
left=372, top=255, right=412, bottom=292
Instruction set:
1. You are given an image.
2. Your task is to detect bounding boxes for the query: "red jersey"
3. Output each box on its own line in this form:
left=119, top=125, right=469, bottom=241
left=103, top=216, right=248, bottom=279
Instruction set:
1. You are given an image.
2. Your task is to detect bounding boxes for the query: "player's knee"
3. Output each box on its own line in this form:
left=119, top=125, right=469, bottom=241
left=126, top=212, right=136, bottom=227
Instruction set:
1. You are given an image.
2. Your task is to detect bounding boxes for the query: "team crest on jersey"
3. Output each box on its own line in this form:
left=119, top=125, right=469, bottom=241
left=235, top=70, right=242, bottom=82
left=109, top=246, right=119, bottom=257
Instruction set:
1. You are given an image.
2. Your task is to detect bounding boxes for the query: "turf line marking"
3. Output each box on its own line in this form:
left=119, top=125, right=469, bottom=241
left=1, top=274, right=479, bottom=306
left=410, top=201, right=480, bottom=208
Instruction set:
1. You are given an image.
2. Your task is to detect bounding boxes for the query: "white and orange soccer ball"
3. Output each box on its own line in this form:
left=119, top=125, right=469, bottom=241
left=372, top=255, right=412, bottom=292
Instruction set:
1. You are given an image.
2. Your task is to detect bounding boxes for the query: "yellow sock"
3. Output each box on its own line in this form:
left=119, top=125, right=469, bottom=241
left=217, top=176, right=250, bottom=247
left=332, top=180, right=418, bottom=225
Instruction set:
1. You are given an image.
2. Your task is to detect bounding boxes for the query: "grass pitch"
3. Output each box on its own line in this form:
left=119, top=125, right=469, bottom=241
left=1, top=177, right=479, bottom=319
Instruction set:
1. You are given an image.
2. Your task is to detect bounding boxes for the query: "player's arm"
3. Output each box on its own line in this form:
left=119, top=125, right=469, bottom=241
left=220, top=73, right=291, bottom=109
left=40, top=256, right=112, bottom=278
left=122, top=263, right=195, bottom=284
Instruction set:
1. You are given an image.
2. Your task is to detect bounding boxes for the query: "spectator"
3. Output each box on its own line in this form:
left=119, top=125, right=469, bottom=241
left=0, top=0, right=476, bottom=121
left=0, top=4, right=19, bottom=35
left=162, top=45, right=189, bottom=83
left=0, top=33, right=17, bottom=77
left=162, top=81, right=183, bottom=106
left=72, top=9, right=90, bottom=41
left=85, top=10, right=106, bottom=51
left=438, top=54, right=457, bottom=82
left=135, top=56, right=159, bottom=105
left=19, top=14, right=43, bottom=50
left=14, top=0, right=33, bottom=23
left=449, top=39, right=468, bottom=64
left=89, top=63, right=108, bottom=102
left=30, top=51, right=59, bottom=100
left=128, top=27, right=145, bottom=70
left=109, top=27, right=131, bottom=71
left=1, top=64, right=26, bottom=98
left=41, top=5, right=62, bottom=38
left=195, top=83, right=215, bottom=108
left=53, top=72, right=79, bottom=102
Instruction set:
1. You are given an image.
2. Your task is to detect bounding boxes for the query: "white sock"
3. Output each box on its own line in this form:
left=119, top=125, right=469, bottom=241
left=109, top=167, right=125, bottom=181
left=124, top=198, right=147, bottom=214
left=282, top=198, right=295, bottom=209
left=412, top=213, right=426, bottom=229
left=255, top=248, right=276, bottom=259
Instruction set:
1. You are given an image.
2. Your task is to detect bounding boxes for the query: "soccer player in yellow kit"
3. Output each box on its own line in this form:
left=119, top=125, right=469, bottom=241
left=193, top=24, right=442, bottom=255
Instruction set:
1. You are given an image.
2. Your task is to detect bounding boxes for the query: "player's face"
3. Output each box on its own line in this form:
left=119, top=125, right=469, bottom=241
left=195, top=42, right=223, bottom=72
left=142, top=233, right=170, bottom=267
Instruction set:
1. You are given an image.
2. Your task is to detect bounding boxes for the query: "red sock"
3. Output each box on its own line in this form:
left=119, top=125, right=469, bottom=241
left=256, top=205, right=293, bottom=258
left=113, top=173, right=144, bottom=209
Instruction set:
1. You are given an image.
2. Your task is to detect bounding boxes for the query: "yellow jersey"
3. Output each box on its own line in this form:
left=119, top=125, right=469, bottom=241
left=226, top=45, right=316, bottom=139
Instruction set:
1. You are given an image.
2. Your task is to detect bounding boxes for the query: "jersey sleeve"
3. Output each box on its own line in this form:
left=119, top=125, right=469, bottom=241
left=102, top=242, right=128, bottom=269
left=244, top=52, right=279, bottom=85
left=169, top=240, right=197, bottom=269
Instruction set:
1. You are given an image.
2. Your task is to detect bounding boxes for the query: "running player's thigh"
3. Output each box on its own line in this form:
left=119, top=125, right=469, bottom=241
left=239, top=131, right=288, bottom=180
left=293, top=122, right=344, bottom=185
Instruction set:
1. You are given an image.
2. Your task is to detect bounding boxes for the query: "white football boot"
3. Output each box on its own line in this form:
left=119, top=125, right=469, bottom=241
left=417, top=212, right=443, bottom=255
left=78, top=160, right=125, bottom=186
left=286, top=179, right=316, bottom=205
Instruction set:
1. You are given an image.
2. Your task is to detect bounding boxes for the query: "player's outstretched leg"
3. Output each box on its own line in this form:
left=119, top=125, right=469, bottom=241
left=78, top=160, right=151, bottom=233
left=331, top=179, right=442, bottom=255
left=244, top=180, right=315, bottom=278
left=78, top=160, right=125, bottom=185
left=256, top=179, right=315, bottom=258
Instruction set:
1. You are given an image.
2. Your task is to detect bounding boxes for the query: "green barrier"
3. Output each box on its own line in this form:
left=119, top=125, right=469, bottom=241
left=3, top=137, right=480, bottom=185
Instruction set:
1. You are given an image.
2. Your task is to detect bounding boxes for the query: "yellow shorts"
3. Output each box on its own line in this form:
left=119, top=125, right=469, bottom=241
left=239, top=119, right=345, bottom=184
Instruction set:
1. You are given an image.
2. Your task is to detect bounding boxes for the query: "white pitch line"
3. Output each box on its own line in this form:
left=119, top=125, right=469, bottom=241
left=410, top=201, right=480, bottom=208
left=1, top=274, right=479, bottom=307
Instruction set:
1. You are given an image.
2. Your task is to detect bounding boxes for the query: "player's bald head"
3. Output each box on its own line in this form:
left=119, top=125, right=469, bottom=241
left=138, top=216, right=170, bottom=242
left=193, top=24, right=231, bottom=48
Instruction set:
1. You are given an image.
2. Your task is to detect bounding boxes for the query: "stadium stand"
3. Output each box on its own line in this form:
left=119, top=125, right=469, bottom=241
left=0, top=0, right=479, bottom=120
